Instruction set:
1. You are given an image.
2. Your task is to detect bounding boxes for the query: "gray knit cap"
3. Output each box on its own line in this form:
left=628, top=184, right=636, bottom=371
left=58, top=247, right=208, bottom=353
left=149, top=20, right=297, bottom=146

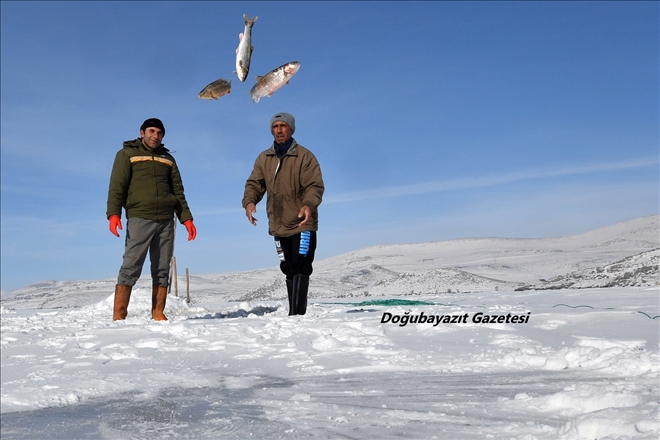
left=270, top=112, right=295, bottom=134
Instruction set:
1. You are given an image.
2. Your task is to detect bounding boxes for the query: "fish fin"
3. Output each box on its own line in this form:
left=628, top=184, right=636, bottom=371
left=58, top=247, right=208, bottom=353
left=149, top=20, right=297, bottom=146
left=255, top=76, right=263, bottom=81
left=238, top=33, right=243, bottom=41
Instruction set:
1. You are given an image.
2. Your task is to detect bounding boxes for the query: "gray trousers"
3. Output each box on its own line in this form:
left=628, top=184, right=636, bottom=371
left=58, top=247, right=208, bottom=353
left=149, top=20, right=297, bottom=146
left=117, top=218, right=175, bottom=287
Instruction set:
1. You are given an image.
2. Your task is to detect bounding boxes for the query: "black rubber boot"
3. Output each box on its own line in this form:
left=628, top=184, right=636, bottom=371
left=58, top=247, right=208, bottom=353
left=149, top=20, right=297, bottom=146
left=292, top=274, right=309, bottom=315
left=286, top=277, right=294, bottom=316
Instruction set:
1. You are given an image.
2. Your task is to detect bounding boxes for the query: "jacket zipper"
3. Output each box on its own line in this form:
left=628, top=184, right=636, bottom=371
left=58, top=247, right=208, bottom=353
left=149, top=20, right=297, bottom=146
left=273, top=158, right=281, bottom=183
left=152, top=151, right=159, bottom=218
left=272, top=142, right=295, bottom=183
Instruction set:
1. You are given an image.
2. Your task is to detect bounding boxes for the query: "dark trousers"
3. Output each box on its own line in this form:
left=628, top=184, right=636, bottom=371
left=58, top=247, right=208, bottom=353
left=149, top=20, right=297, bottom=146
left=275, top=231, right=317, bottom=279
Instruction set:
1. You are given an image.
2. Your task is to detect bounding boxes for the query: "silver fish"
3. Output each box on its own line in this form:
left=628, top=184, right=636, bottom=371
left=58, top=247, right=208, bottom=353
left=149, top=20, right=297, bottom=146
left=249, top=61, right=301, bottom=103
left=235, top=14, right=257, bottom=82
left=198, top=78, right=232, bottom=100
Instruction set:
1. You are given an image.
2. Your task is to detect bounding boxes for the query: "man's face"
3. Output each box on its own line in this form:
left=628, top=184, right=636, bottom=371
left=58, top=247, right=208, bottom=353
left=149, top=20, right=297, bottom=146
left=140, top=127, right=164, bottom=151
left=271, top=121, right=293, bottom=144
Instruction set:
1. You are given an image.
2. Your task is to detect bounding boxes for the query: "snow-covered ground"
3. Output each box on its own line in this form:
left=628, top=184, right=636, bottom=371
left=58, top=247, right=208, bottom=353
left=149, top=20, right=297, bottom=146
left=1, top=216, right=658, bottom=439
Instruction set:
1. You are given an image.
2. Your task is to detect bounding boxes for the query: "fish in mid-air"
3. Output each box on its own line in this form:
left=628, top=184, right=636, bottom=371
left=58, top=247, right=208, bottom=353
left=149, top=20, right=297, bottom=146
left=235, top=15, right=257, bottom=82
left=249, top=61, right=301, bottom=103
left=198, top=78, right=232, bottom=100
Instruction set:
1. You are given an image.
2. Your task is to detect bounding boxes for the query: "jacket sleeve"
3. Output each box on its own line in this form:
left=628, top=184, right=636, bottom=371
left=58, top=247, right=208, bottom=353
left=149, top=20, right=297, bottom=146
left=170, top=160, right=193, bottom=223
left=242, top=155, right=267, bottom=208
left=106, top=150, right=131, bottom=219
left=300, top=151, right=324, bottom=210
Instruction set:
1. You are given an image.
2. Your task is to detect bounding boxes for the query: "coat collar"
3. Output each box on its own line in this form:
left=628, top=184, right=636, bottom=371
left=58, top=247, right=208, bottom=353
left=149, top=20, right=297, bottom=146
left=267, top=139, right=298, bottom=156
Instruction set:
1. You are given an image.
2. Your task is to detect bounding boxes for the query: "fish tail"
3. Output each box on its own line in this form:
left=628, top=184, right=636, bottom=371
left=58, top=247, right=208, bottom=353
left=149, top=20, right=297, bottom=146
left=245, top=15, right=257, bottom=25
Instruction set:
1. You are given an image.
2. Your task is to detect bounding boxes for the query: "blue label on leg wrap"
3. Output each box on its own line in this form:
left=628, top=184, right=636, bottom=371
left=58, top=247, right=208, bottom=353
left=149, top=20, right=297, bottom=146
left=299, top=231, right=311, bottom=256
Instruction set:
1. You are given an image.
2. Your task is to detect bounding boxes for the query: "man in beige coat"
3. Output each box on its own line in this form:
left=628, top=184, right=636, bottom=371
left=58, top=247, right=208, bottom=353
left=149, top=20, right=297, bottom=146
left=242, top=112, right=324, bottom=315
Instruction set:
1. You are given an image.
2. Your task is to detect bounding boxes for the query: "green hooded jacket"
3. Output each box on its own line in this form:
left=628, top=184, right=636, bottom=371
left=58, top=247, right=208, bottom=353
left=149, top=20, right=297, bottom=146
left=106, top=138, right=193, bottom=223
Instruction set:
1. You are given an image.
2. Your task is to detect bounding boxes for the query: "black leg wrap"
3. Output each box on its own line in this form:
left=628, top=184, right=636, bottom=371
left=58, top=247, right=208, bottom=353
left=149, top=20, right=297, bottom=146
left=286, top=277, right=294, bottom=316
left=292, top=274, right=309, bottom=315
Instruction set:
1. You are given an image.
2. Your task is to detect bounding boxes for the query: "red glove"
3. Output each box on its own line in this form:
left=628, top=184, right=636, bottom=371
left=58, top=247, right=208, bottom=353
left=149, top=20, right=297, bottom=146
left=109, top=215, right=122, bottom=237
left=183, top=220, right=197, bottom=241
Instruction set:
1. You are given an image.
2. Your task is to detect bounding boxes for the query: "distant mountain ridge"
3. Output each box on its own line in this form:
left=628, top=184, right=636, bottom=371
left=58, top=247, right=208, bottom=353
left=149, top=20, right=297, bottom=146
left=2, top=216, right=658, bottom=310
left=516, top=248, right=659, bottom=291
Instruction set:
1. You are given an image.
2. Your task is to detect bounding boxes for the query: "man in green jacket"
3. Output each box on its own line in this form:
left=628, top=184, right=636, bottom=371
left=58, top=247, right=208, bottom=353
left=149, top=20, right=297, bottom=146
left=243, top=112, right=324, bottom=315
left=107, top=118, right=197, bottom=321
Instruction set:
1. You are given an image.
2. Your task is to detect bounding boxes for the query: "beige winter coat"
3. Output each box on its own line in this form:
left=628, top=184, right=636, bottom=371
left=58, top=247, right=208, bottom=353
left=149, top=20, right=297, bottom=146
left=242, top=141, right=324, bottom=237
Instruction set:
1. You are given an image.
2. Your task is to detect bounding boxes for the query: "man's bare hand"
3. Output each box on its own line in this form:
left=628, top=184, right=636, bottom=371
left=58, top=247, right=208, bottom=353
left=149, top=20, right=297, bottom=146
left=298, top=205, right=311, bottom=227
left=245, top=203, right=258, bottom=226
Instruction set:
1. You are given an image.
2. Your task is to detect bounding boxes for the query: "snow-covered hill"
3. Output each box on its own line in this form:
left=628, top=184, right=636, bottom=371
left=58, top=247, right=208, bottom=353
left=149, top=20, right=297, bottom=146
left=2, top=215, right=658, bottom=309
left=517, top=248, right=659, bottom=290
left=314, top=215, right=659, bottom=285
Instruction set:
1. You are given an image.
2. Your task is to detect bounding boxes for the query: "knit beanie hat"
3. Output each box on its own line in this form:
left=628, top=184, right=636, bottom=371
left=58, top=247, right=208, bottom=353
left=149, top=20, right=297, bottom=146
left=270, top=112, right=295, bottom=134
left=140, top=118, right=166, bottom=136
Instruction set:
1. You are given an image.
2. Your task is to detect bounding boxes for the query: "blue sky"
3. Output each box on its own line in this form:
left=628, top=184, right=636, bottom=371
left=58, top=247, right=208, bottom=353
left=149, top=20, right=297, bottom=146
left=1, top=1, right=658, bottom=292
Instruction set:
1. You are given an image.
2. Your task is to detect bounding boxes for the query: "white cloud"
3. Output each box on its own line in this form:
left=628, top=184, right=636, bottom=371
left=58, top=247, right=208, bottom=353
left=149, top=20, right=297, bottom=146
left=325, top=158, right=659, bottom=204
